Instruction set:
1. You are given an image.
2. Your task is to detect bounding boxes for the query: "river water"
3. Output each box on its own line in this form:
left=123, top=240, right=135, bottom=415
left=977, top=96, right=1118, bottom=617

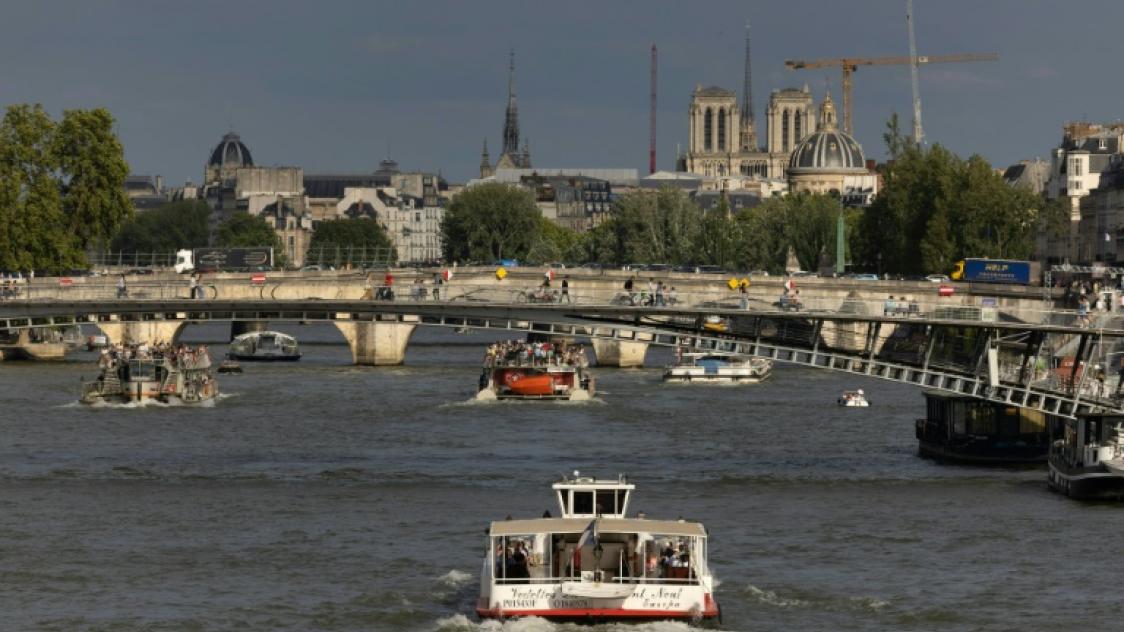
left=0, top=324, right=1120, bottom=632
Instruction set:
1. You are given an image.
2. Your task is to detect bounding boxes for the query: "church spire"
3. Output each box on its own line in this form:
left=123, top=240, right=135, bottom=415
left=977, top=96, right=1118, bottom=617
left=479, top=139, right=493, bottom=178
left=739, top=20, right=758, bottom=151
left=501, top=49, right=520, bottom=160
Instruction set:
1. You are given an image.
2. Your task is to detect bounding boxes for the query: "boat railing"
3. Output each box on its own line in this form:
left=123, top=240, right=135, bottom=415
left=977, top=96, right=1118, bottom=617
left=494, top=576, right=700, bottom=586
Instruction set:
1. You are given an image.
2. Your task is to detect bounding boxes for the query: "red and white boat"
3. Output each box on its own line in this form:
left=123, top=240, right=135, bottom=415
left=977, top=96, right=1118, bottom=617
left=476, top=473, right=720, bottom=623
left=476, top=341, right=594, bottom=401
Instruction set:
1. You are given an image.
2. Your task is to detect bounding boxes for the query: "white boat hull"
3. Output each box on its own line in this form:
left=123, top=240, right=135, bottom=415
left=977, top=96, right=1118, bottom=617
left=478, top=581, right=718, bottom=621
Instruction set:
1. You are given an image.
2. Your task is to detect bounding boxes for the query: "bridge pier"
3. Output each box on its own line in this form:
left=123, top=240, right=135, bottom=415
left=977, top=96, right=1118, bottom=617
left=231, top=320, right=269, bottom=341
left=591, top=339, right=648, bottom=368
left=97, top=321, right=187, bottom=347
left=335, top=321, right=416, bottom=366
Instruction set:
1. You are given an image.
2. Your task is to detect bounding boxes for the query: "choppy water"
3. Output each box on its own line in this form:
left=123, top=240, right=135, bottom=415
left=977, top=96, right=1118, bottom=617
left=1, top=324, right=1121, bottom=631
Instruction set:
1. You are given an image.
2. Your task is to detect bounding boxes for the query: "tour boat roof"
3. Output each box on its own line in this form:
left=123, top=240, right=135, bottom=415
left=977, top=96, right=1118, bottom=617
left=232, top=330, right=296, bottom=342
left=489, top=517, right=706, bottom=538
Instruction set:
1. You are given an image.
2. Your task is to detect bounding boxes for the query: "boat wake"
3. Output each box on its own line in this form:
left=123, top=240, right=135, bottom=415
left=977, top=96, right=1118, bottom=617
left=742, top=584, right=889, bottom=613
left=61, top=392, right=236, bottom=409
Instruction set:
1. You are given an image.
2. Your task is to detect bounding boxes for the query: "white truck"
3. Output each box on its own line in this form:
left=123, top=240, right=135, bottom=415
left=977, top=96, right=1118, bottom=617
left=174, top=248, right=274, bottom=274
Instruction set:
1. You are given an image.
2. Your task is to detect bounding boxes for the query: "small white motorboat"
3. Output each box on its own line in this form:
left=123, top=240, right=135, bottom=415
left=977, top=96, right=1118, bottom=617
left=838, top=389, right=870, bottom=407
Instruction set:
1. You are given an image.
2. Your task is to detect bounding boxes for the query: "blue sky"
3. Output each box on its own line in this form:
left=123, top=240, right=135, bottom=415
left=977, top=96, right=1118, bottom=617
left=2, top=0, right=1119, bottom=184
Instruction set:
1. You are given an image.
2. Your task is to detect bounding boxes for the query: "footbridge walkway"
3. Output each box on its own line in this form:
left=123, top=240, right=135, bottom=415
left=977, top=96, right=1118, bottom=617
left=2, top=285, right=1123, bottom=417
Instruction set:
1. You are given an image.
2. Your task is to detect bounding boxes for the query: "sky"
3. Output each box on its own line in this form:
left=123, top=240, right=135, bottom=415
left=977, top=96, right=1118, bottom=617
left=2, top=0, right=1120, bottom=185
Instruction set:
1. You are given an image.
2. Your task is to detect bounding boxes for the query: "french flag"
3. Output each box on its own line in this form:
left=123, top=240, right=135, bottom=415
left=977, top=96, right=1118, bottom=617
left=576, top=519, right=599, bottom=549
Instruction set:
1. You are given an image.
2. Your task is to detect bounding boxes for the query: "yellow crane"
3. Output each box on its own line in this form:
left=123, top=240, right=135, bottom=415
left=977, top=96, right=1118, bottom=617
left=784, top=52, right=998, bottom=136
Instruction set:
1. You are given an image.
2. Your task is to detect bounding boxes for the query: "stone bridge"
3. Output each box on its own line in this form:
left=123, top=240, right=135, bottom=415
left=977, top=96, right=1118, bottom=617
left=2, top=286, right=1122, bottom=416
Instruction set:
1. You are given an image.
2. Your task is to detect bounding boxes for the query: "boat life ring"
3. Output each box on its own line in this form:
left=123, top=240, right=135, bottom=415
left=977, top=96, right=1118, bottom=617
left=504, top=372, right=522, bottom=386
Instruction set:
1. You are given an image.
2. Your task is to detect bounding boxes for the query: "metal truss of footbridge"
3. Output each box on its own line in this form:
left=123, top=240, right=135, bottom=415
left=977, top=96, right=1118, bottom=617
left=3, top=298, right=1124, bottom=418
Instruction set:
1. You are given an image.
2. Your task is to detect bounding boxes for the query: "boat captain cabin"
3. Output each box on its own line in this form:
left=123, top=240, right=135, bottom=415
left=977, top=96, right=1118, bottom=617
left=477, top=472, right=719, bottom=622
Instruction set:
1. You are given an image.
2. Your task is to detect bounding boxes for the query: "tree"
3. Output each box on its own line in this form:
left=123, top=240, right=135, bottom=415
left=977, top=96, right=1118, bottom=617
left=109, top=200, right=211, bottom=253
left=307, top=217, right=393, bottom=263
left=607, top=187, right=703, bottom=264
left=0, top=104, right=82, bottom=273
left=527, top=217, right=580, bottom=263
left=442, top=182, right=542, bottom=262
left=55, top=108, right=132, bottom=250
left=857, top=131, right=1060, bottom=275
left=217, top=212, right=283, bottom=248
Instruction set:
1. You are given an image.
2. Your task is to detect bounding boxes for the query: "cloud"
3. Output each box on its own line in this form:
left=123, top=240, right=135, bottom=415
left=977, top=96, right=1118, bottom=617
left=357, top=33, right=416, bottom=55
left=924, top=69, right=1004, bottom=90
left=1026, top=64, right=1059, bottom=79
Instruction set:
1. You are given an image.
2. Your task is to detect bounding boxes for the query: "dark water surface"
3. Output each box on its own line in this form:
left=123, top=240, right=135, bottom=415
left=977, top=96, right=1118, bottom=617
left=1, top=324, right=1120, bottom=631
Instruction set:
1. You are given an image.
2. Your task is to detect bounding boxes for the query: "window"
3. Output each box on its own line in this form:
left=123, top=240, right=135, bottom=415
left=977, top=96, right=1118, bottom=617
left=782, top=110, right=790, bottom=152
left=717, top=108, right=727, bottom=151
left=572, top=491, right=593, bottom=514
left=794, top=110, right=803, bottom=141
left=704, top=108, right=713, bottom=151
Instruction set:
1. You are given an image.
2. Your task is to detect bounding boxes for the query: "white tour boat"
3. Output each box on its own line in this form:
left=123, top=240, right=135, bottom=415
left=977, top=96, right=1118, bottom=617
left=837, top=389, right=870, bottom=407
left=476, top=473, right=720, bottom=623
left=663, top=351, right=772, bottom=384
left=227, top=331, right=301, bottom=362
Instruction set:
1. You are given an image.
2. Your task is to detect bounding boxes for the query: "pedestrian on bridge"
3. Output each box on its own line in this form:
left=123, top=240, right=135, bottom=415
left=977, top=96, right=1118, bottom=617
left=561, top=276, right=571, bottom=303
left=116, top=274, right=127, bottom=299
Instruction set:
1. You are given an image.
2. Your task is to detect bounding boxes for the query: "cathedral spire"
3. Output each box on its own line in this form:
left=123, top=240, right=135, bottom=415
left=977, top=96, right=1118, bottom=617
left=739, top=20, right=758, bottom=151
left=479, top=139, right=493, bottom=178
left=501, top=48, right=520, bottom=159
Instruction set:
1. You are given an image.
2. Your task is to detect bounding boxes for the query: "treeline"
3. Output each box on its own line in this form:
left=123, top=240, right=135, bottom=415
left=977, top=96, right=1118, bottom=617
left=442, top=128, right=1066, bottom=275
left=0, top=105, right=131, bottom=273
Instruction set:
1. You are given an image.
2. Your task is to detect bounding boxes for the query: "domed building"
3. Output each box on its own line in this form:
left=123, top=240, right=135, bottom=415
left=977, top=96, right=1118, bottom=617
left=786, top=93, right=877, bottom=203
left=205, top=131, right=254, bottom=185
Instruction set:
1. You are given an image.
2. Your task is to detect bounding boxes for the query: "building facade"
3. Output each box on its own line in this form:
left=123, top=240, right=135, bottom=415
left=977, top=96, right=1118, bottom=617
left=1040, top=122, right=1124, bottom=263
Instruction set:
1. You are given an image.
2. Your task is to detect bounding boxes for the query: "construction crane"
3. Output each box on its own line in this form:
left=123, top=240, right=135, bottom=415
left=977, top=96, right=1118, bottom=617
left=649, top=44, right=657, bottom=174
left=784, top=51, right=998, bottom=136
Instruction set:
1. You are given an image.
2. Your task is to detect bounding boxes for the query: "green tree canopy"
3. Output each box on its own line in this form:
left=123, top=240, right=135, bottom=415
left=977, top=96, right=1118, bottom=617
left=0, top=104, right=83, bottom=273
left=598, top=187, right=704, bottom=264
left=0, top=103, right=131, bottom=273
left=856, top=136, right=1064, bottom=275
left=217, top=210, right=283, bottom=246
left=55, top=108, right=131, bottom=250
left=727, top=192, right=854, bottom=273
left=308, top=217, right=392, bottom=251
left=442, top=182, right=542, bottom=262
left=110, top=200, right=211, bottom=253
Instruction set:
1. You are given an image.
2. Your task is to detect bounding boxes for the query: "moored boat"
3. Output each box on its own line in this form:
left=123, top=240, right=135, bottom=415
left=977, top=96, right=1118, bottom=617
left=915, top=391, right=1050, bottom=465
left=1048, top=412, right=1124, bottom=500
left=663, top=350, right=771, bottom=384
left=81, top=344, right=218, bottom=405
left=476, top=473, right=720, bottom=623
left=837, top=390, right=870, bottom=407
left=476, top=340, right=594, bottom=401
left=227, top=331, right=300, bottom=362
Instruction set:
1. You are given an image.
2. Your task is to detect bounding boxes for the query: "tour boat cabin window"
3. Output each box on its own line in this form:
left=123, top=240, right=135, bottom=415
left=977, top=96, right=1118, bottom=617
left=573, top=491, right=594, bottom=515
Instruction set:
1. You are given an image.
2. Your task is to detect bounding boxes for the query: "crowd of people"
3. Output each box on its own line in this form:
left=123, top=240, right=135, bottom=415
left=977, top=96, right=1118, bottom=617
left=97, top=342, right=212, bottom=372
left=483, top=340, right=589, bottom=368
